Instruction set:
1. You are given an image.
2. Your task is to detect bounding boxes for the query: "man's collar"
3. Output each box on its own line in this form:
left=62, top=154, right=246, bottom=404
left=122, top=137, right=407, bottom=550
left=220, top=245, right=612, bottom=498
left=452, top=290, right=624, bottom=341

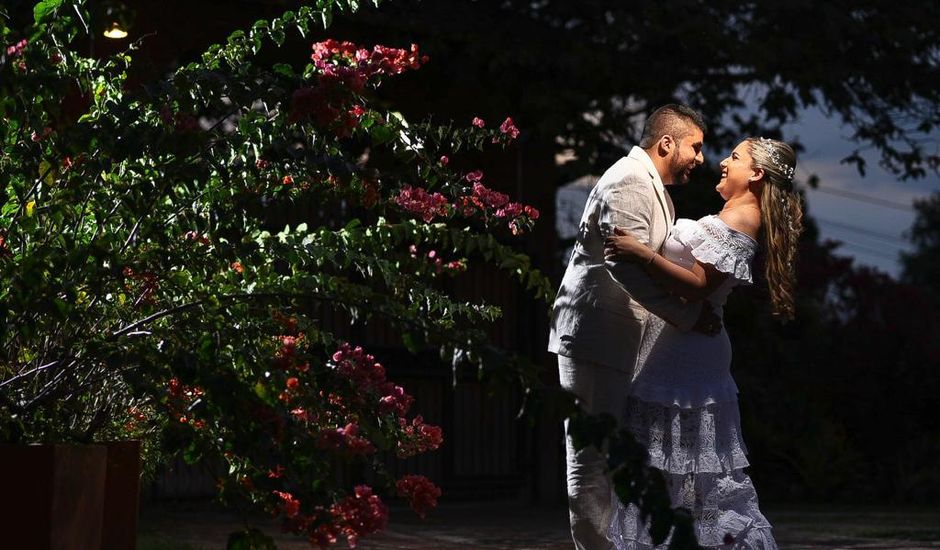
left=628, top=146, right=664, bottom=188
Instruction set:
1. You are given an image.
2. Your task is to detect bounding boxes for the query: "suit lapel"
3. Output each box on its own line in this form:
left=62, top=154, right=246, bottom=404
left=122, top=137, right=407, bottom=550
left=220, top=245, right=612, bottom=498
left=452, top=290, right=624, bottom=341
left=661, top=186, right=675, bottom=226
left=651, top=176, right=673, bottom=228
left=628, top=147, right=674, bottom=230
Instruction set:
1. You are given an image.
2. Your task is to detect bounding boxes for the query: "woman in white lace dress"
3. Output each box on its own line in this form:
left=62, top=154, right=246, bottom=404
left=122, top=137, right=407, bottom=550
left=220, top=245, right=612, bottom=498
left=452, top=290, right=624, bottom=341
left=603, top=137, right=803, bottom=549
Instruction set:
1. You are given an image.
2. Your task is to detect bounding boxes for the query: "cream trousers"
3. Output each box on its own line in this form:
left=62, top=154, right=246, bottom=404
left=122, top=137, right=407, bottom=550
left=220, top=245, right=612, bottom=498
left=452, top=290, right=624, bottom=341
left=558, top=354, right=632, bottom=550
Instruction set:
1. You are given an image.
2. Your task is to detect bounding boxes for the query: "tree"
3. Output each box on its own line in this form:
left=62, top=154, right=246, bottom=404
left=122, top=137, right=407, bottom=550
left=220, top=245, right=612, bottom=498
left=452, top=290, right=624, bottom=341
left=342, top=0, right=940, bottom=180
left=902, top=192, right=940, bottom=295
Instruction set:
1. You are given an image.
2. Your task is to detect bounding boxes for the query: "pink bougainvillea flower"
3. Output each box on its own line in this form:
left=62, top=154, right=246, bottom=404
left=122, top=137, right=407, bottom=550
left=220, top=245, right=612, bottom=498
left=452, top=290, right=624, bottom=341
left=273, top=490, right=302, bottom=519
left=328, top=485, right=389, bottom=548
left=464, top=170, right=484, bottom=184
left=444, top=259, right=467, bottom=273
left=499, top=117, right=520, bottom=139
left=349, top=104, right=367, bottom=118
left=472, top=182, right=509, bottom=209
left=316, top=423, right=376, bottom=456
left=378, top=384, right=414, bottom=417
left=6, top=39, right=27, bottom=58
left=394, top=185, right=450, bottom=223
left=273, top=334, right=305, bottom=370
left=30, top=127, right=52, bottom=142
left=332, top=343, right=387, bottom=390
left=396, top=415, right=443, bottom=458
left=396, top=475, right=442, bottom=518
left=290, top=407, right=310, bottom=422
left=495, top=202, right=523, bottom=219
left=471, top=117, right=485, bottom=128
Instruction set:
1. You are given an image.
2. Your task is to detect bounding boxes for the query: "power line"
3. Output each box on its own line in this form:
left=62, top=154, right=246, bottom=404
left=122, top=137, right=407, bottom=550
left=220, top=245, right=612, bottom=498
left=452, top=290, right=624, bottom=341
left=837, top=244, right=902, bottom=262
left=793, top=166, right=917, bottom=211
left=805, top=185, right=915, bottom=211
left=814, top=217, right=910, bottom=246
left=829, top=238, right=905, bottom=261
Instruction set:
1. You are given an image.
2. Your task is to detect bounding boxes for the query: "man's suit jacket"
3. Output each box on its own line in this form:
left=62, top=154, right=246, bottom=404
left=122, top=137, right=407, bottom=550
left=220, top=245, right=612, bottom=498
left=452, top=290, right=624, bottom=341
left=548, top=146, right=701, bottom=371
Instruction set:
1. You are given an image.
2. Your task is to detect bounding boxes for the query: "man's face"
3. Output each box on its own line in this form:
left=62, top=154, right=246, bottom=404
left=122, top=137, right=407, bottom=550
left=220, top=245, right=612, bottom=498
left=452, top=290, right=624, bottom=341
left=666, top=127, right=705, bottom=185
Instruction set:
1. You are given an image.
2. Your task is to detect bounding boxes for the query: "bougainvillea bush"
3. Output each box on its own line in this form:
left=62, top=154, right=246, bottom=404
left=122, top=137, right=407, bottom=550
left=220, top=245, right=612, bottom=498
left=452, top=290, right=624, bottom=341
left=0, top=0, right=552, bottom=546
left=1, top=1, right=700, bottom=548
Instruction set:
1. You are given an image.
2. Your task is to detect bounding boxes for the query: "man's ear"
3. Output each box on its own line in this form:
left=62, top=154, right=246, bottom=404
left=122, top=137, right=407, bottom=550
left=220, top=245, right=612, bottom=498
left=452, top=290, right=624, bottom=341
left=657, top=135, right=674, bottom=157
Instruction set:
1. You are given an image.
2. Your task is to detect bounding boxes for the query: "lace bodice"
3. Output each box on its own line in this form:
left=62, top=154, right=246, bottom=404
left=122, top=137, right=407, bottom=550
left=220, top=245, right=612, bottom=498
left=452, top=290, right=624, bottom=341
left=661, top=215, right=758, bottom=308
left=632, top=215, right=759, bottom=408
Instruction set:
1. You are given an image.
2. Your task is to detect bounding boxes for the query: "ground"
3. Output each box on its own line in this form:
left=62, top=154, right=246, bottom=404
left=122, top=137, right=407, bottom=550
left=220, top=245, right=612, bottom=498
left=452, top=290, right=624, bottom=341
left=139, top=500, right=940, bottom=549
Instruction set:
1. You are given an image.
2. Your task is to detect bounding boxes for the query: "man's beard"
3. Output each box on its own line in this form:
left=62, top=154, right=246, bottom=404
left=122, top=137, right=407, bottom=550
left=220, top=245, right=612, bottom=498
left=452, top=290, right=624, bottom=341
left=669, top=154, right=689, bottom=184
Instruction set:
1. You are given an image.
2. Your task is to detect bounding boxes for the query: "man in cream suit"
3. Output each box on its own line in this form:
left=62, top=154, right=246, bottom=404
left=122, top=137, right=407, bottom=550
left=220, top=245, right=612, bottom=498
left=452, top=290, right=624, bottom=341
left=549, top=104, right=716, bottom=549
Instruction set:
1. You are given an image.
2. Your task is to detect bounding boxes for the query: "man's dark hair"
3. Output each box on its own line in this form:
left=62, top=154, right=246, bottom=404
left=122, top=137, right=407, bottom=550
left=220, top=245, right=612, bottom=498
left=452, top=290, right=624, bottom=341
left=639, top=104, right=707, bottom=148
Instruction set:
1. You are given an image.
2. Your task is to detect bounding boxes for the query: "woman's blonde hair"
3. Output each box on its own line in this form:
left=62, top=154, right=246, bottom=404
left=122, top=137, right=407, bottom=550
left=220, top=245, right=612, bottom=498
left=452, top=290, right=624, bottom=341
left=746, top=137, right=803, bottom=320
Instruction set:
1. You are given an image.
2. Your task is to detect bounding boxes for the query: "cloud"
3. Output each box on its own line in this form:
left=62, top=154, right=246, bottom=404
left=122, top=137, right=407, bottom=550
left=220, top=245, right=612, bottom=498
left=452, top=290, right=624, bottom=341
left=782, top=107, right=939, bottom=277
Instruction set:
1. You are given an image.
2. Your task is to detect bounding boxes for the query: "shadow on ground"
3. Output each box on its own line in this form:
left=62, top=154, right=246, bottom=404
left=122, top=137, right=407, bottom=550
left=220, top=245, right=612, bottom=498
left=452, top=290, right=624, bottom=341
left=139, top=500, right=940, bottom=549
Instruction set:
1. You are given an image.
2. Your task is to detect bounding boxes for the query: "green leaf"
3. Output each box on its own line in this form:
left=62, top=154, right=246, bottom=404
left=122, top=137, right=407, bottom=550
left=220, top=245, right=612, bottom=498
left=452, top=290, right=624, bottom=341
left=33, top=0, right=63, bottom=24
left=272, top=63, right=295, bottom=78
left=52, top=297, right=70, bottom=317
left=197, top=334, right=214, bottom=363
left=401, top=331, right=421, bottom=354
left=182, top=444, right=202, bottom=464
left=2, top=200, right=17, bottom=217
left=370, top=124, right=395, bottom=145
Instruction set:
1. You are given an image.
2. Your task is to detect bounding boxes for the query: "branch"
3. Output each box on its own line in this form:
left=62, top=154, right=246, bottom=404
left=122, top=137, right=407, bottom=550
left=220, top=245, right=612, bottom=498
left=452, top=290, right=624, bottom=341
left=0, top=358, right=72, bottom=390
left=111, top=300, right=206, bottom=337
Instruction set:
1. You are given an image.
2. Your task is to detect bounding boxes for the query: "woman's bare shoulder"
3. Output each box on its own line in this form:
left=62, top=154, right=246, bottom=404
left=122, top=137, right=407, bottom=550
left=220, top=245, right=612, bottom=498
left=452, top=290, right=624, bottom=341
left=717, top=207, right=760, bottom=239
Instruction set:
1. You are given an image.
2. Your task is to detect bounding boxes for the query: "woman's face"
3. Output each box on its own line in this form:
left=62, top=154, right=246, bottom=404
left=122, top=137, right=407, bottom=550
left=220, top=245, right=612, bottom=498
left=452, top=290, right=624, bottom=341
left=716, top=141, right=761, bottom=201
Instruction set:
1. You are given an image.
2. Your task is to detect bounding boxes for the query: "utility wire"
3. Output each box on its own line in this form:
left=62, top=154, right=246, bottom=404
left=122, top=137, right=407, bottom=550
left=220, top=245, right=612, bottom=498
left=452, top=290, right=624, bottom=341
left=794, top=166, right=917, bottom=211
left=814, top=217, right=910, bottom=246
left=830, top=239, right=905, bottom=261
left=805, top=185, right=915, bottom=211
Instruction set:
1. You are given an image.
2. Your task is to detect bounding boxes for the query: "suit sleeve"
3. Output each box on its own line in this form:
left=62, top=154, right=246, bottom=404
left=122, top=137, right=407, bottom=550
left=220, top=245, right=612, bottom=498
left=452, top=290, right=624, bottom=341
left=600, top=178, right=702, bottom=331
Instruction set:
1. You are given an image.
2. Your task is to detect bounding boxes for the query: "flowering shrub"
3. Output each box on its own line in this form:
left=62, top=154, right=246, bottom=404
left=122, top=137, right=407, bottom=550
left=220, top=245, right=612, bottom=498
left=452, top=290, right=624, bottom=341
left=396, top=474, right=442, bottom=518
left=0, top=1, right=551, bottom=547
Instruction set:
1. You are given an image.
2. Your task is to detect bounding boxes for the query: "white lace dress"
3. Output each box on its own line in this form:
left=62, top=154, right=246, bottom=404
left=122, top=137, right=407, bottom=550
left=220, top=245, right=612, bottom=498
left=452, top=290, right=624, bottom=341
left=608, top=215, right=777, bottom=549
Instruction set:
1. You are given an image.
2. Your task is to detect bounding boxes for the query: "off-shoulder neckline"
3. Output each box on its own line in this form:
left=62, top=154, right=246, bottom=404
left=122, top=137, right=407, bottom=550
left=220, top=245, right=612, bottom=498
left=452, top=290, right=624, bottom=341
left=706, top=214, right=759, bottom=244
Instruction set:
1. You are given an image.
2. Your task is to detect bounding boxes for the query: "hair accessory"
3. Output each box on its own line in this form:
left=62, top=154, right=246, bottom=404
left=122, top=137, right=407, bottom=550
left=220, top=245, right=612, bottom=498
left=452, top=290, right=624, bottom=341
left=759, top=137, right=795, bottom=182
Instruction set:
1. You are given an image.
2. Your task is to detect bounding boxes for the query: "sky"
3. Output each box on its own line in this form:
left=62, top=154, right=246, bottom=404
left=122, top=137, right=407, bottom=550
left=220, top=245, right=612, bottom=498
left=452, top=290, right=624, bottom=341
left=783, top=108, right=939, bottom=278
